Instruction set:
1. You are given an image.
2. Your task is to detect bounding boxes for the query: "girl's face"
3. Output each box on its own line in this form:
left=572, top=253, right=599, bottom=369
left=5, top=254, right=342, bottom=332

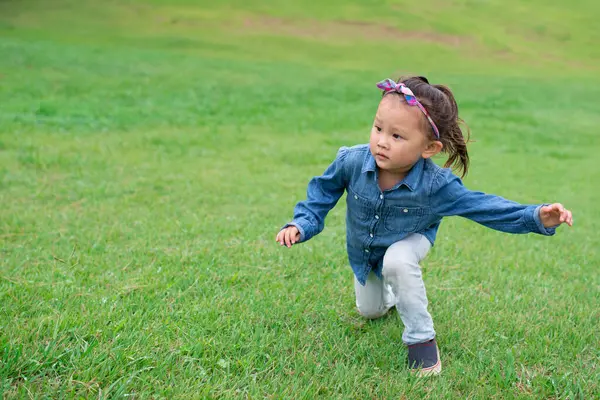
left=369, top=94, right=440, bottom=175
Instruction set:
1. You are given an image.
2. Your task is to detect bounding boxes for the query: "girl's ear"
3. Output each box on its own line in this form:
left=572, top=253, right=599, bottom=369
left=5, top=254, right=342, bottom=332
left=422, top=140, right=443, bottom=159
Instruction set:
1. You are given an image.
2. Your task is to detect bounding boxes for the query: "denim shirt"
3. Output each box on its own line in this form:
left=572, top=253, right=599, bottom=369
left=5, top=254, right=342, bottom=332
left=285, top=144, right=555, bottom=285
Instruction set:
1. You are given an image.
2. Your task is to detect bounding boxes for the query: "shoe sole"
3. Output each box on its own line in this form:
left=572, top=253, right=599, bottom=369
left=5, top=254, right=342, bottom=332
left=414, top=358, right=442, bottom=377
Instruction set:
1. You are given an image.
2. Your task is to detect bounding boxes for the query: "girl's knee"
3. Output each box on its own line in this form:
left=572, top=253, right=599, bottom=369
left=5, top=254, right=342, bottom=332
left=356, top=304, right=389, bottom=320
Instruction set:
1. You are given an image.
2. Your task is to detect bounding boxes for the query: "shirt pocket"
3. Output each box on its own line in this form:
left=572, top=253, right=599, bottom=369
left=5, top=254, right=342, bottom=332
left=347, top=189, right=373, bottom=220
left=384, top=206, right=425, bottom=232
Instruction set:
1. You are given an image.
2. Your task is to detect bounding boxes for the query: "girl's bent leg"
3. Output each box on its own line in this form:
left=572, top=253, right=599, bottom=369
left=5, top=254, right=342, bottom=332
left=382, top=234, right=434, bottom=345
left=354, top=271, right=395, bottom=319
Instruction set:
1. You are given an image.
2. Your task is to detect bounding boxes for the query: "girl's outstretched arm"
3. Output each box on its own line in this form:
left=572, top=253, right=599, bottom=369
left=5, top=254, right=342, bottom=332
left=431, top=169, right=573, bottom=234
left=276, top=147, right=349, bottom=246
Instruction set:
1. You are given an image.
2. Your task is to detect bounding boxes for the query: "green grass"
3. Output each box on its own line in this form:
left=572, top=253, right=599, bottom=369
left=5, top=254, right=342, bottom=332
left=1, top=0, right=599, bottom=398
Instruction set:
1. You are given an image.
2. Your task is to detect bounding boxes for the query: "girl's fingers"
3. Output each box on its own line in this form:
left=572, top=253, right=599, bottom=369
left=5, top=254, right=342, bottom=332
left=277, top=229, right=288, bottom=246
left=278, top=231, right=285, bottom=245
left=282, top=230, right=288, bottom=247
left=291, top=230, right=298, bottom=245
left=276, top=228, right=299, bottom=247
left=562, top=208, right=570, bottom=223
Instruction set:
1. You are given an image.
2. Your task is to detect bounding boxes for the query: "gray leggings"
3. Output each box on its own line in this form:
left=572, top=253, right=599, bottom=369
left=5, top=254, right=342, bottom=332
left=354, top=233, right=434, bottom=345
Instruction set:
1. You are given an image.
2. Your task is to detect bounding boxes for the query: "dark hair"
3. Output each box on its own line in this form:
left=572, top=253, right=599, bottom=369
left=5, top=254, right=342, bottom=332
left=387, top=75, right=471, bottom=177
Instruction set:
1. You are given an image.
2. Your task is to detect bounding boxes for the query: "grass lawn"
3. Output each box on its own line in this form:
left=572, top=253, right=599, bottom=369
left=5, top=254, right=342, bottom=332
left=1, top=0, right=599, bottom=398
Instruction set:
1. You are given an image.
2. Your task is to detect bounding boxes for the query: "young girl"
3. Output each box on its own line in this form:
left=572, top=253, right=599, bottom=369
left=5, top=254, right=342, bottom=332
left=275, top=76, right=573, bottom=376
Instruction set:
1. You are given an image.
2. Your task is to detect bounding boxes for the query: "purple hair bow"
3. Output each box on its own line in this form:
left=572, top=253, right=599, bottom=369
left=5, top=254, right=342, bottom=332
left=376, top=78, right=440, bottom=139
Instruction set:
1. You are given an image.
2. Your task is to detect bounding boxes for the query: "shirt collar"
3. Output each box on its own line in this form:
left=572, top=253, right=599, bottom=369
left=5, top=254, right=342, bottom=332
left=361, top=151, right=424, bottom=192
left=361, top=151, right=377, bottom=173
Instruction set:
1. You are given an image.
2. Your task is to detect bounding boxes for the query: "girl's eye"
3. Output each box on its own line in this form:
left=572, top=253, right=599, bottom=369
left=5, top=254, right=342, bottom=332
left=375, top=126, right=382, bottom=132
left=393, top=134, right=402, bottom=139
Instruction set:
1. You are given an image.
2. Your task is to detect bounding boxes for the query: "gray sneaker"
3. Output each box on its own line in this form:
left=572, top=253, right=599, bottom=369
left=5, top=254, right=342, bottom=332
left=407, top=338, right=442, bottom=376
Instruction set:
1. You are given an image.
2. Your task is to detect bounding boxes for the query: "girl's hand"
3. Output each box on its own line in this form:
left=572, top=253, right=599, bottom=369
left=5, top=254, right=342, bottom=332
left=276, top=226, right=300, bottom=248
left=540, top=203, right=573, bottom=228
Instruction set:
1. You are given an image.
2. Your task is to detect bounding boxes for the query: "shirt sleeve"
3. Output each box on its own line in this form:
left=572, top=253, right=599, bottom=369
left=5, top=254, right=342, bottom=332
left=282, top=147, right=349, bottom=242
left=430, top=169, right=556, bottom=236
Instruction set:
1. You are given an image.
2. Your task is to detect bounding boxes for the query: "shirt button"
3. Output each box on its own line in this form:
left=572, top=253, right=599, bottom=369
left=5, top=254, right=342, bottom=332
left=364, top=249, right=369, bottom=253
left=369, top=233, right=374, bottom=238
left=403, top=209, right=409, bottom=213
left=354, top=195, right=358, bottom=200
left=380, top=194, right=384, bottom=199
left=375, top=215, right=379, bottom=219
